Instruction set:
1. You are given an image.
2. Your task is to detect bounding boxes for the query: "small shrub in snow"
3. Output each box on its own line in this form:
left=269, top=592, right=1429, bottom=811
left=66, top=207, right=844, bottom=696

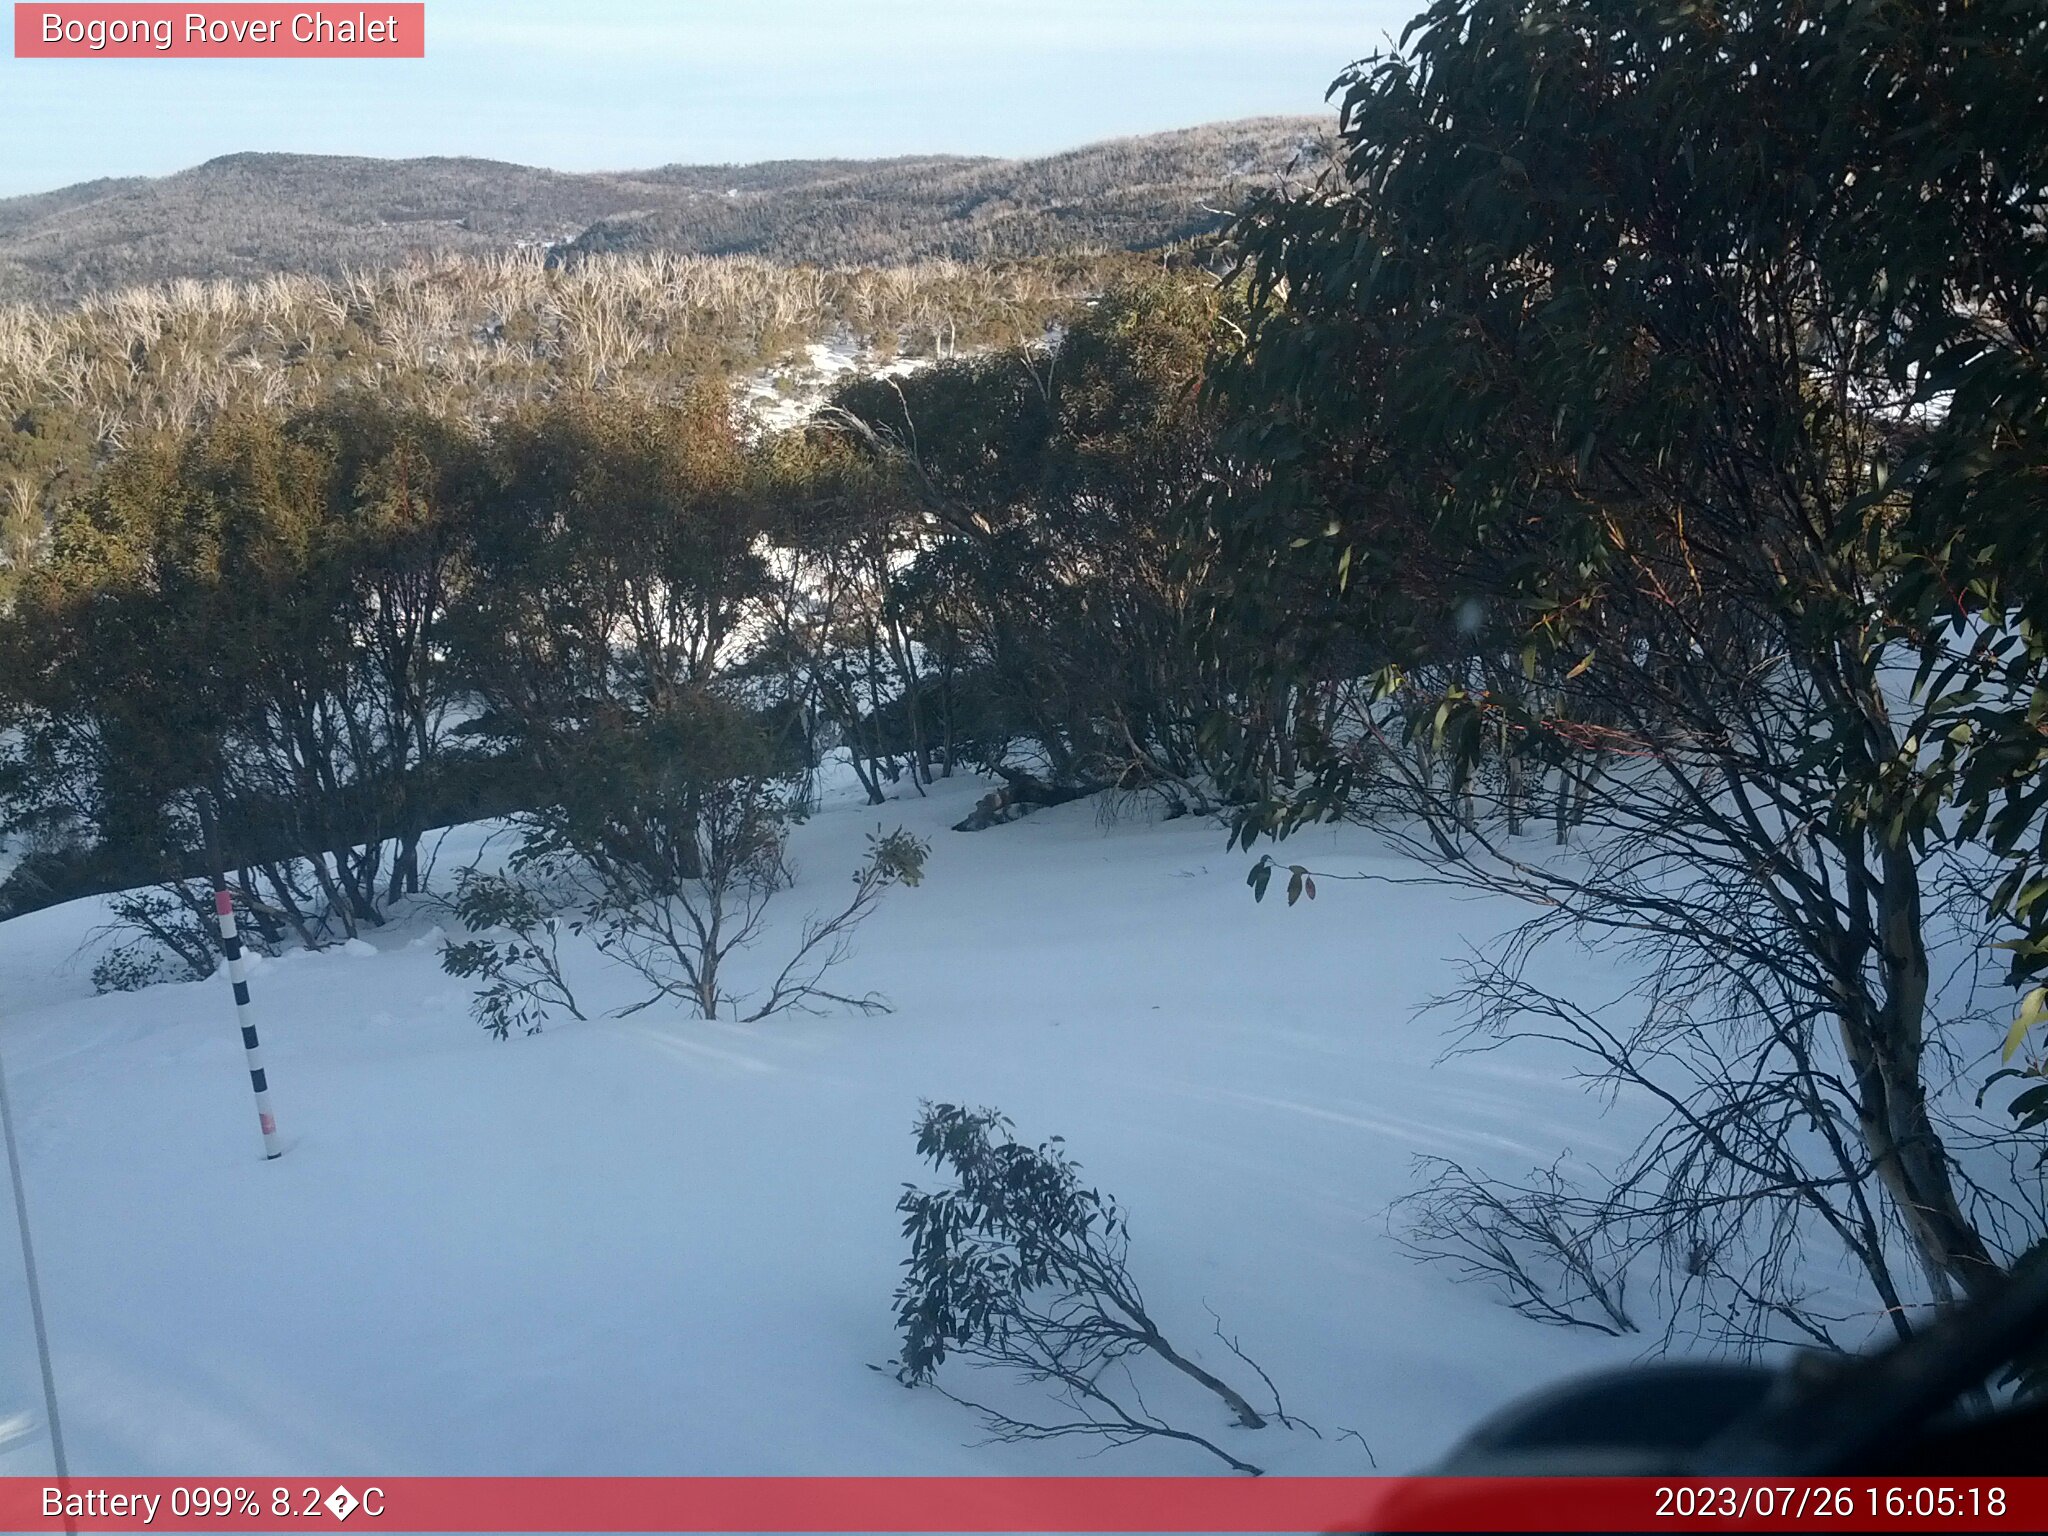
left=87, top=883, right=229, bottom=993
left=439, top=798, right=926, bottom=1036
left=91, top=940, right=180, bottom=994
left=891, top=1102, right=1286, bottom=1475
left=439, top=869, right=586, bottom=1039
left=1393, top=1156, right=1638, bottom=1337
left=520, top=696, right=927, bottom=1022
left=590, top=813, right=928, bottom=1023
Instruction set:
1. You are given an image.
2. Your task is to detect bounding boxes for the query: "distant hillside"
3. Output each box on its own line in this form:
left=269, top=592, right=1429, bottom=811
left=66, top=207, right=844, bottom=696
left=0, top=118, right=1333, bottom=301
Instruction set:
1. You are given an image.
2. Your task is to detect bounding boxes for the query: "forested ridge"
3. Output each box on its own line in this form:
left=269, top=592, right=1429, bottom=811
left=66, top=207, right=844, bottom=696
left=0, top=117, right=1331, bottom=301
left=3, top=0, right=2046, bottom=1402
left=0, top=248, right=1149, bottom=593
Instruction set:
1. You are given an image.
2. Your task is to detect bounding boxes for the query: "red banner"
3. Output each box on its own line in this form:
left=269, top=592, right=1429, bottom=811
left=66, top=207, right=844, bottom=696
left=1, top=1477, right=2044, bottom=1532
left=13, top=5, right=424, bottom=58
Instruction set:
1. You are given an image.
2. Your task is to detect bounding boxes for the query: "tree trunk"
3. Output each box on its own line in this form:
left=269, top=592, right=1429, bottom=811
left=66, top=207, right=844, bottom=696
left=1840, top=841, right=2003, bottom=1300
left=1502, top=721, right=1523, bottom=836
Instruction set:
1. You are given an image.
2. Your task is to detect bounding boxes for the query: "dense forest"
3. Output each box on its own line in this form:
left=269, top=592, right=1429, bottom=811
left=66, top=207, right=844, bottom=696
left=2, top=0, right=2045, bottom=1385
left=0, top=247, right=1145, bottom=607
left=0, top=118, right=1330, bottom=301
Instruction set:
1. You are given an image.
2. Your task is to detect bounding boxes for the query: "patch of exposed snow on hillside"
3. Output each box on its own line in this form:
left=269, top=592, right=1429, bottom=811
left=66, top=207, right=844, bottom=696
left=737, top=334, right=935, bottom=435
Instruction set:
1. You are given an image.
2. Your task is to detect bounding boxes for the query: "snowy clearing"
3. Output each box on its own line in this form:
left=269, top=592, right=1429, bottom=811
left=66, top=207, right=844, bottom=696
left=0, top=770, right=1677, bottom=1477
left=738, top=336, right=936, bottom=434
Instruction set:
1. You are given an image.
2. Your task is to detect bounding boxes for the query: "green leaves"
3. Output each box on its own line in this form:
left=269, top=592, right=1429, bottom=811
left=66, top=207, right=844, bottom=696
left=439, top=865, right=585, bottom=1037
left=2004, top=988, right=2048, bottom=1065
left=893, top=1102, right=1122, bottom=1386
left=864, top=826, right=930, bottom=890
left=1213, top=0, right=2048, bottom=1188
left=1246, top=855, right=1316, bottom=906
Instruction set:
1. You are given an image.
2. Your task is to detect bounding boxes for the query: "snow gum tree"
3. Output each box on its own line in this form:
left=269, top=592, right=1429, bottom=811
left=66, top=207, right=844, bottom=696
left=1208, top=0, right=2048, bottom=1333
left=444, top=391, right=928, bottom=1025
left=0, top=401, right=482, bottom=939
left=820, top=278, right=1270, bottom=810
left=893, top=1103, right=1296, bottom=1475
left=499, top=691, right=928, bottom=1022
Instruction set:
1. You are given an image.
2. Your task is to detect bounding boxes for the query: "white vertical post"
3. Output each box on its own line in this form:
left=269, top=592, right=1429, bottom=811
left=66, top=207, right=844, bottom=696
left=0, top=1021, right=69, bottom=1488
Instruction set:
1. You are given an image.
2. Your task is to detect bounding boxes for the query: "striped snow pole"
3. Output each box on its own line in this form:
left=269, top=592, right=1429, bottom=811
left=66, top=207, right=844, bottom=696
left=213, top=886, right=281, bottom=1159
left=199, top=796, right=282, bottom=1160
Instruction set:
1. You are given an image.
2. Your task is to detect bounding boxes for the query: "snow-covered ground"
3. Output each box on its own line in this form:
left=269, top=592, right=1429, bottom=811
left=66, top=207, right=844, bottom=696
left=739, top=336, right=935, bottom=434
left=0, top=769, right=1668, bottom=1479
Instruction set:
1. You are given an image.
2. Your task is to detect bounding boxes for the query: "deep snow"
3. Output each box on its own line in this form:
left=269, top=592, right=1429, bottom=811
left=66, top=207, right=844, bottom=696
left=0, top=769, right=1670, bottom=1479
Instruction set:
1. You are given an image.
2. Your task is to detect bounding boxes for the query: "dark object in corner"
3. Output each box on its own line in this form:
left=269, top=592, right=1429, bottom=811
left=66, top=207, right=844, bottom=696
left=1427, top=1255, right=2048, bottom=1481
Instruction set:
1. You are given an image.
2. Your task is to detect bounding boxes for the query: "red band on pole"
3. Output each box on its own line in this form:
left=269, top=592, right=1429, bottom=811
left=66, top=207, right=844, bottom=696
left=2, top=1477, right=2044, bottom=1532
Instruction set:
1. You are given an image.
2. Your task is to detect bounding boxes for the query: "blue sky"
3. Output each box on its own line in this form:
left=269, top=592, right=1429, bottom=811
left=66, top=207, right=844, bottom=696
left=0, top=1, right=1418, bottom=196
